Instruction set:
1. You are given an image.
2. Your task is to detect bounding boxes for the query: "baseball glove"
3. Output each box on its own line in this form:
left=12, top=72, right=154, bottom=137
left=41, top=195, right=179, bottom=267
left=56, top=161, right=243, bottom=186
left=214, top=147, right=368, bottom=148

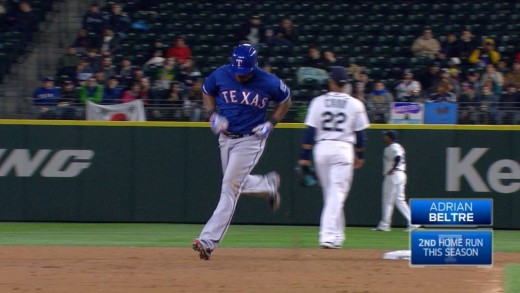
left=295, top=163, right=318, bottom=187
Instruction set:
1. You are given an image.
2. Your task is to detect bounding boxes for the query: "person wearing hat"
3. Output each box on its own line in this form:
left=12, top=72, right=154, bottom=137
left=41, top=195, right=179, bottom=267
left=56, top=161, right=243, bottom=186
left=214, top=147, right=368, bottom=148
left=468, top=38, right=501, bottom=68
left=297, top=66, right=370, bottom=248
left=192, top=43, right=291, bottom=260
left=31, top=77, right=60, bottom=119
left=394, top=69, right=422, bottom=102
left=373, top=130, right=418, bottom=232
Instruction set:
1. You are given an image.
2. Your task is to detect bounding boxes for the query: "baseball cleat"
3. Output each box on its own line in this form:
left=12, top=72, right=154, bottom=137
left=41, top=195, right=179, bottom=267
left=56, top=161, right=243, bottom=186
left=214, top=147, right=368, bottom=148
left=404, top=225, right=420, bottom=232
left=320, top=242, right=341, bottom=249
left=192, top=239, right=212, bottom=260
left=372, top=227, right=391, bottom=232
left=266, top=171, right=281, bottom=212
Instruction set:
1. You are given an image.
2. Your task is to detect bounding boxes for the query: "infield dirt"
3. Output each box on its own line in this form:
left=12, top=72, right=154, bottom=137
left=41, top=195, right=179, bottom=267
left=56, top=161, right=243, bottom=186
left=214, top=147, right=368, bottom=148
left=0, top=247, right=518, bottom=292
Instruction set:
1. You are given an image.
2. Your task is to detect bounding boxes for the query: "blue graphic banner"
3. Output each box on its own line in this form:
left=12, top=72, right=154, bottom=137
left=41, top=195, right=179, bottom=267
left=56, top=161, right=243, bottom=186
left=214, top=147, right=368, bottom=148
left=410, top=230, right=493, bottom=266
left=410, top=199, right=493, bottom=226
left=424, top=102, right=458, bottom=124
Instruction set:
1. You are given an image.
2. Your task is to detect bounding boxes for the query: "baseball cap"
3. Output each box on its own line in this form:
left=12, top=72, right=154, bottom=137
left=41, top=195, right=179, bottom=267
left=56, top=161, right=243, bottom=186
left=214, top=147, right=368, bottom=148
left=403, top=69, right=413, bottom=75
left=382, top=130, right=399, bottom=141
left=42, top=76, right=54, bottom=82
left=229, top=44, right=258, bottom=75
left=328, top=66, right=349, bottom=84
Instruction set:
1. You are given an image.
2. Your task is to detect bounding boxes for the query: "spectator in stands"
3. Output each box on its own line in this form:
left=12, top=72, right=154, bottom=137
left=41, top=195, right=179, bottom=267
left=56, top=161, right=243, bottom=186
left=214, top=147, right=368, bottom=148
left=457, top=82, right=479, bottom=124
left=497, top=82, right=520, bottom=125
left=183, top=80, right=204, bottom=121
left=144, top=49, right=165, bottom=68
left=166, top=36, right=192, bottom=64
left=468, top=38, right=501, bottom=68
left=75, top=59, right=95, bottom=83
left=271, top=17, right=297, bottom=48
left=73, top=29, right=93, bottom=53
left=480, top=63, right=504, bottom=96
left=496, top=59, right=509, bottom=75
left=154, top=59, right=178, bottom=90
left=85, top=48, right=102, bottom=72
left=237, top=15, right=266, bottom=46
left=411, top=27, right=441, bottom=59
left=441, top=32, right=461, bottom=59
left=504, top=60, right=520, bottom=88
left=94, top=71, right=106, bottom=85
left=108, top=3, right=130, bottom=37
left=13, top=1, right=37, bottom=44
left=459, top=30, right=477, bottom=61
left=351, top=82, right=367, bottom=103
left=137, top=77, right=154, bottom=106
left=367, top=81, right=393, bottom=123
left=162, top=81, right=185, bottom=120
left=419, top=61, right=441, bottom=97
left=101, top=56, right=116, bottom=79
left=353, top=70, right=372, bottom=95
left=477, top=85, right=499, bottom=124
left=99, top=27, right=121, bottom=53
left=323, top=50, right=343, bottom=67
left=57, top=46, right=80, bottom=78
left=120, top=81, right=141, bottom=103
left=78, top=77, right=103, bottom=104
left=394, top=69, right=422, bottom=102
left=32, top=77, right=60, bottom=119
left=56, top=80, right=79, bottom=119
left=303, top=45, right=327, bottom=70
left=429, top=79, right=457, bottom=103
left=82, top=2, right=105, bottom=34
left=102, top=75, right=121, bottom=104
left=178, top=58, right=201, bottom=90
left=463, top=68, right=481, bottom=94
left=131, top=68, right=146, bottom=84
left=433, top=68, right=462, bottom=97
left=148, top=39, right=166, bottom=59
left=116, top=58, right=133, bottom=86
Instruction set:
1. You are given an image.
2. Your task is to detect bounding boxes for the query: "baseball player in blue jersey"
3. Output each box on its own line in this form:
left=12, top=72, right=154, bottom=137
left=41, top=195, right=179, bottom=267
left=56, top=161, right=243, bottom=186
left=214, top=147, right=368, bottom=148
left=192, top=44, right=292, bottom=260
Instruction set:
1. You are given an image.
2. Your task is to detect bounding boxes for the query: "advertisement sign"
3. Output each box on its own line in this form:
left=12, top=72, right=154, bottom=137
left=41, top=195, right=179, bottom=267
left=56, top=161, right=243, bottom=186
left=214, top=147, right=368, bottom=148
left=389, top=102, right=424, bottom=124
left=424, top=102, right=458, bottom=124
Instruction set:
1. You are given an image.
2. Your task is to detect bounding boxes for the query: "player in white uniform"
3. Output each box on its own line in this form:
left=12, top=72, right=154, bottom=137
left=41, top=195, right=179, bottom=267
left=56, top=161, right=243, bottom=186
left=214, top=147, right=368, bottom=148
left=373, top=130, right=418, bottom=232
left=298, top=66, right=370, bottom=249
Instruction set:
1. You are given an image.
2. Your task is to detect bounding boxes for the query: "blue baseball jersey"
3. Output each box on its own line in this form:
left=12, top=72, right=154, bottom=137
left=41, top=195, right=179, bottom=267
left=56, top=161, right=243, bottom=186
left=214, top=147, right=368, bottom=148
left=203, top=65, right=291, bottom=134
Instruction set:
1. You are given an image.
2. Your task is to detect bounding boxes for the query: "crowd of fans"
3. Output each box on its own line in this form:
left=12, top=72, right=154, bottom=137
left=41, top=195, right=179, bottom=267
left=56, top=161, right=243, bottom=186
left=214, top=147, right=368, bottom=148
left=30, top=1, right=520, bottom=124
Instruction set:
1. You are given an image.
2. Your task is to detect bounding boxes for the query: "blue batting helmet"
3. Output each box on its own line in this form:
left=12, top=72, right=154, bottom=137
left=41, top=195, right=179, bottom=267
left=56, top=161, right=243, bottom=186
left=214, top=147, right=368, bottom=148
left=230, top=44, right=258, bottom=75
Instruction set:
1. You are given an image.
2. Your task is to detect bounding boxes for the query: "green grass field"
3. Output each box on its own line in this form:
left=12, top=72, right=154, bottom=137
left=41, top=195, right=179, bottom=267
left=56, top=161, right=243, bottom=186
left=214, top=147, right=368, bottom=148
left=1, top=223, right=519, bottom=292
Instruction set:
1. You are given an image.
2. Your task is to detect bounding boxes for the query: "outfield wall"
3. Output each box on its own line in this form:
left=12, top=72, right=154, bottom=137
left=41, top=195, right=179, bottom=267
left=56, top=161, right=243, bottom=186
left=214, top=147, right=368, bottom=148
left=0, top=121, right=518, bottom=229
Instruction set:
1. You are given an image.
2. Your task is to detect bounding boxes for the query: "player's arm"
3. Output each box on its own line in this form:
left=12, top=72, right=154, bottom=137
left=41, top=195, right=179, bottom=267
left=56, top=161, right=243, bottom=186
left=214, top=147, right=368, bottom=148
left=386, top=156, right=401, bottom=175
left=354, top=130, right=366, bottom=169
left=203, top=92, right=216, bottom=117
left=298, top=126, right=315, bottom=166
left=269, top=97, right=292, bottom=126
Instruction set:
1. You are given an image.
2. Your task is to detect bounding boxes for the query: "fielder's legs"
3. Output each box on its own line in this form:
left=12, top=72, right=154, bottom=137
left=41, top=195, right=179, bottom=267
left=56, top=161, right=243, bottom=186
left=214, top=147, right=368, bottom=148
left=377, top=175, right=396, bottom=231
left=314, top=142, right=353, bottom=247
left=392, top=172, right=413, bottom=227
left=198, top=136, right=266, bottom=252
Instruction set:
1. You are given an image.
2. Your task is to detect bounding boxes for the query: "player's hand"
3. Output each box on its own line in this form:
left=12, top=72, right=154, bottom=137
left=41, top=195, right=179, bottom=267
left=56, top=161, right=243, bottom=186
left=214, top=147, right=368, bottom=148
left=252, top=121, right=273, bottom=139
left=209, top=113, right=229, bottom=134
left=354, top=158, right=364, bottom=169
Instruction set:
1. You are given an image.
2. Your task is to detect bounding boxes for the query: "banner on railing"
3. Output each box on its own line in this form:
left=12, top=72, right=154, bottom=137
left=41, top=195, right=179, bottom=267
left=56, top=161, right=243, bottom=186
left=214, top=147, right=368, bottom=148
left=86, top=100, right=146, bottom=121
left=424, top=102, right=458, bottom=124
left=389, top=102, right=424, bottom=124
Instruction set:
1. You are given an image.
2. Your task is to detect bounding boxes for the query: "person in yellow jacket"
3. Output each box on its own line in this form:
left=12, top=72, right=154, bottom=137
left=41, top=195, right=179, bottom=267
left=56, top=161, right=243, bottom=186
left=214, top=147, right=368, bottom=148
left=468, top=38, right=501, bottom=68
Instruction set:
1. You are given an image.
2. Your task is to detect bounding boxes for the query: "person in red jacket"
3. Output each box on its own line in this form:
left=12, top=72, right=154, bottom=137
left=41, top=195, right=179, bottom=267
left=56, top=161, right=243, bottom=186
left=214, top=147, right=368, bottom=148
left=166, top=36, right=192, bottom=64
